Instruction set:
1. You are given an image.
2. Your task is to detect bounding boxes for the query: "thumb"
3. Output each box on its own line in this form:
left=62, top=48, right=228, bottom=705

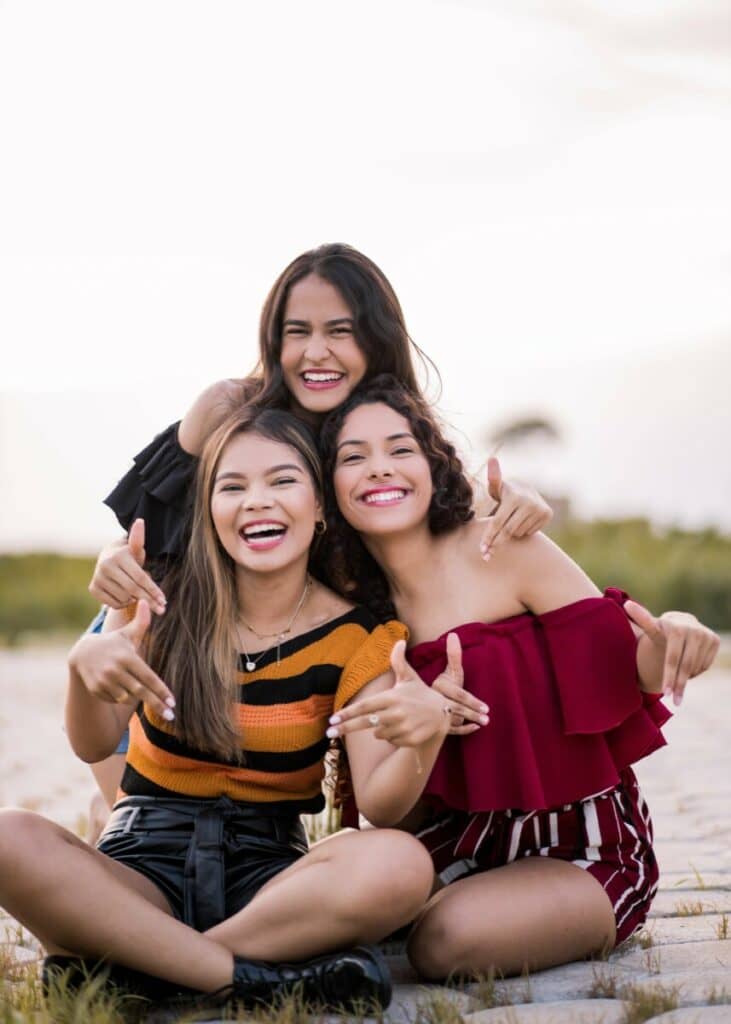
left=624, top=600, right=663, bottom=642
left=123, top=598, right=152, bottom=648
left=487, top=457, right=503, bottom=503
left=129, top=518, right=146, bottom=567
left=390, top=639, right=413, bottom=685
left=445, top=632, right=464, bottom=685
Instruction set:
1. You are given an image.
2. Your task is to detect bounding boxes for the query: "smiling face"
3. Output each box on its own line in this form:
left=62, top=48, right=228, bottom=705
left=280, top=274, right=368, bottom=416
left=332, top=402, right=433, bottom=538
left=210, top=431, right=322, bottom=574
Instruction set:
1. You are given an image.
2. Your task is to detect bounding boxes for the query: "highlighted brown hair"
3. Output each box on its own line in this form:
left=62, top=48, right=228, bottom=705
left=146, top=408, right=322, bottom=759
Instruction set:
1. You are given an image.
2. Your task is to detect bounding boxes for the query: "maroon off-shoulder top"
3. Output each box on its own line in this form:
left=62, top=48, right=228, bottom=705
left=402, top=588, right=670, bottom=814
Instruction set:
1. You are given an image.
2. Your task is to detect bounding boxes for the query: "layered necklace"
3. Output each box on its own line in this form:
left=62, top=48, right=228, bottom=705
left=235, top=576, right=312, bottom=672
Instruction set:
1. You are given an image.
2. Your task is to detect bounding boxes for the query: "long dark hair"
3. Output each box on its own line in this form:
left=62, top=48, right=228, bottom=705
left=145, top=408, right=322, bottom=759
left=250, top=243, right=439, bottom=413
left=316, top=375, right=474, bottom=621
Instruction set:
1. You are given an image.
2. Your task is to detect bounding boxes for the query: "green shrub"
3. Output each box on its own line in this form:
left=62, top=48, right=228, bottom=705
left=1, top=519, right=730, bottom=645
left=0, top=554, right=98, bottom=645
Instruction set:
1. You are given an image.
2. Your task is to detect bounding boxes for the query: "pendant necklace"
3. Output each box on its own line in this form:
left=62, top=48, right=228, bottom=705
left=236, top=576, right=312, bottom=672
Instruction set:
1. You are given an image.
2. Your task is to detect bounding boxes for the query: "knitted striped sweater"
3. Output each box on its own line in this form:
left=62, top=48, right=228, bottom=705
left=120, top=607, right=406, bottom=813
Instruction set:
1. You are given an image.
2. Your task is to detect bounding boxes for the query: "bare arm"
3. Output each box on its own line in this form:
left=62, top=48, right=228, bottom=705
left=178, top=379, right=254, bottom=455
left=333, top=640, right=467, bottom=827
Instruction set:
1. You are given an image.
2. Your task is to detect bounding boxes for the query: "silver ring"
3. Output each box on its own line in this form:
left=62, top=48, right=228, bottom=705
left=368, top=713, right=380, bottom=727
left=442, top=704, right=453, bottom=716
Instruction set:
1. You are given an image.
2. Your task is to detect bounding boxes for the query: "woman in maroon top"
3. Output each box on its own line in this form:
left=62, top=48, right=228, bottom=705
left=318, top=375, right=719, bottom=980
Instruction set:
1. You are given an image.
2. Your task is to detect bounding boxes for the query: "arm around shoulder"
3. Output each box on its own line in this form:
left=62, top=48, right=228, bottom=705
left=178, top=379, right=258, bottom=455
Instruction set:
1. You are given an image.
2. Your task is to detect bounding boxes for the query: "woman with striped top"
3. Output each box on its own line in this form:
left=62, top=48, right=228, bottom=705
left=317, top=375, right=720, bottom=982
left=0, top=407, right=481, bottom=1017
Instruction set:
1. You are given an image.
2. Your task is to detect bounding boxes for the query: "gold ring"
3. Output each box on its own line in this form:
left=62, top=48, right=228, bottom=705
left=115, top=695, right=127, bottom=704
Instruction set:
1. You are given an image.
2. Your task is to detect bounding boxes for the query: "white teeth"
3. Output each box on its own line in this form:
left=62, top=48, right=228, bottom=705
left=243, top=523, right=286, bottom=537
left=303, top=372, right=343, bottom=382
left=363, top=490, right=406, bottom=505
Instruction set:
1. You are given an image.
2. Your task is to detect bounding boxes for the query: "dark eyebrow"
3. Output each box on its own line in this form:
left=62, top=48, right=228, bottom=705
left=336, top=432, right=414, bottom=452
left=215, top=464, right=304, bottom=482
left=282, top=317, right=354, bottom=328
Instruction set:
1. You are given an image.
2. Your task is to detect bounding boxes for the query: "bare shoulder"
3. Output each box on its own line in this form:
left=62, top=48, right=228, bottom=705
left=498, top=532, right=601, bottom=614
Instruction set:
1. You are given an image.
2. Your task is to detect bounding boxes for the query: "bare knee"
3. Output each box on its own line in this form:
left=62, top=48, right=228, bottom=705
left=375, top=830, right=434, bottom=912
left=0, top=810, right=77, bottom=877
left=407, top=900, right=463, bottom=980
left=335, top=830, right=433, bottom=930
left=0, top=810, right=46, bottom=862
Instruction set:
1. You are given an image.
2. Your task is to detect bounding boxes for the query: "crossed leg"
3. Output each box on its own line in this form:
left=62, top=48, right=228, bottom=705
left=407, top=857, right=616, bottom=981
left=0, top=810, right=433, bottom=992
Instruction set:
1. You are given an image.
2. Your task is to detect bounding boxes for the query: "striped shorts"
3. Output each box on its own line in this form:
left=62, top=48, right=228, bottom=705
left=414, top=769, right=658, bottom=945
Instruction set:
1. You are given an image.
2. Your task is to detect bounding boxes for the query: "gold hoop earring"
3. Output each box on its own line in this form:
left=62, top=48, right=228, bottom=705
left=315, top=520, right=327, bottom=535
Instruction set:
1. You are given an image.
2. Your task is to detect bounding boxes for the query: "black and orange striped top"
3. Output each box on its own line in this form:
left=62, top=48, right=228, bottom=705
left=119, top=607, right=407, bottom=814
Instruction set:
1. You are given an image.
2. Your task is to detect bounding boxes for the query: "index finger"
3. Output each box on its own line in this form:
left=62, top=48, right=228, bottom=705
left=119, top=559, right=167, bottom=613
left=481, top=504, right=518, bottom=556
left=328, top=692, right=392, bottom=727
left=125, top=652, right=175, bottom=711
left=445, top=632, right=463, bottom=684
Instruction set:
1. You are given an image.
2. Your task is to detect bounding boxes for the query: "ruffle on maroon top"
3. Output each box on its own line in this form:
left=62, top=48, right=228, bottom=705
left=104, top=422, right=197, bottom=559
left=407, top=588, right=671, bottom=813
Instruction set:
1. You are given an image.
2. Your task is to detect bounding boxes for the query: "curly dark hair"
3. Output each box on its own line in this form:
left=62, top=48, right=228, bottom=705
left=315, top=375, right=475, bottom=622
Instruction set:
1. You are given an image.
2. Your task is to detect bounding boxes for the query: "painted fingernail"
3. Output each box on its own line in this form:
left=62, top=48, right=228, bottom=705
left=326, top=727, right=339, bottom=739
left=329, top=714, right=341, bottom=725
left=479, top=715, right=489, bottom=725
left=482, top=552, right=491, bottom=563
left=480, top=704, right=488, bottom=713
left=163, top=708, right=175, bottom=721
left=165, top=696, right=176, bottom=708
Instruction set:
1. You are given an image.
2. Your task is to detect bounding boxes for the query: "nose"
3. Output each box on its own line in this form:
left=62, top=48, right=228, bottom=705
left=243, top=484, right=274, bottom=510
left=303, top=331, right=331, bottom=363
left=367, top=457, right=393, bottom=480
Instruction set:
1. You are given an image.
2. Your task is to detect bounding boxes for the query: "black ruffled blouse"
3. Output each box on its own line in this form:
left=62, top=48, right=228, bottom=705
left=104, top=422, right=197, bottom=559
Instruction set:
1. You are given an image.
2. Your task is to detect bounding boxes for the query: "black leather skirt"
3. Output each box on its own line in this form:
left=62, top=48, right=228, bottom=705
left=96, top=794, right=308, bottom=931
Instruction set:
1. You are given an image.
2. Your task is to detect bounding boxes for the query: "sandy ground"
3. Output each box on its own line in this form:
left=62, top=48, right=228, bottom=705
left=1, top=644, right=730, bottom=1021
left=0, top=645, right=100, bottom=833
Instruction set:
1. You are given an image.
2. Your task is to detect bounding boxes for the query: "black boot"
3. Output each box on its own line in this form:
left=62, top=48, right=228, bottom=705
left=230, top=943, right=392, bottom=1011
left=144, top=944, right=392, bottom=1021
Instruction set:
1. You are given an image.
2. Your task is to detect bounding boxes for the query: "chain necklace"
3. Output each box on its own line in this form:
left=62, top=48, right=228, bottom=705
left=235, top=576, right=312, bottom=672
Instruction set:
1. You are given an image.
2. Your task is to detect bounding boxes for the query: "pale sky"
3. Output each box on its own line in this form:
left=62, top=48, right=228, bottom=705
left=1, top=0, right=730, bottom=552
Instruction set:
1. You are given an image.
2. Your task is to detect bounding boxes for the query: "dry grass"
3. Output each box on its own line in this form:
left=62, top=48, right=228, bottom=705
left=0, top=961, right=393, bottom=1024
left=675, top=899, right=706, bottom=916
left=412, top=989, right=466, bottom=1024
left=589, top=970, right=679, bottom=1023
left=716, top=913, right=729, bottom=940
left=465, top=967, right=529, bottom=1010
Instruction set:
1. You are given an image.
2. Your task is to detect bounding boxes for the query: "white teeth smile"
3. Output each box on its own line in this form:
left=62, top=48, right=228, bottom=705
left=303, top=371, right=343, bottom=382
left=363, top=490, right=407, bottom=505
left=242, top=523, right=286, bottom=539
